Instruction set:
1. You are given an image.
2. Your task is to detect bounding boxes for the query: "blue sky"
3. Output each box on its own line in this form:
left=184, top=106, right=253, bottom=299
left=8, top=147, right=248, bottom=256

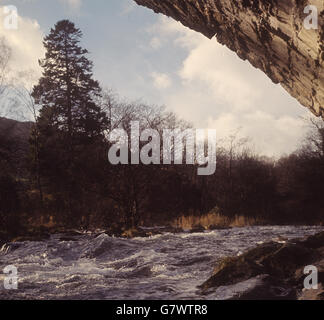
left=0, top=0, right=314, bottom=156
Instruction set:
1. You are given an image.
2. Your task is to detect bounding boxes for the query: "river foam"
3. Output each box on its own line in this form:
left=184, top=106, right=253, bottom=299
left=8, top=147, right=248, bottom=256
left=0, top=226, right=323, bottom=300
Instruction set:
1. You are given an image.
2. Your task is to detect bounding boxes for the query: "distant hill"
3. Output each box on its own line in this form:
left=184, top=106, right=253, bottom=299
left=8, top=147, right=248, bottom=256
left=0, top=117, right=33, bottom=141
left=0, top=117, right=34, bottom=175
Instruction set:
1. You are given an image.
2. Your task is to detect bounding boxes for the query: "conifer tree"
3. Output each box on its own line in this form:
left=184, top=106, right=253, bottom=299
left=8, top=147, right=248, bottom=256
left=32, top=20, right=108, bottom=142
left=31, top=20, right=109, bottom=225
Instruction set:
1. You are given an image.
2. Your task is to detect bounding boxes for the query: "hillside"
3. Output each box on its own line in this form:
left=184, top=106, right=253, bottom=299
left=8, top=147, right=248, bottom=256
left=0, top=117, right=33, bottom=174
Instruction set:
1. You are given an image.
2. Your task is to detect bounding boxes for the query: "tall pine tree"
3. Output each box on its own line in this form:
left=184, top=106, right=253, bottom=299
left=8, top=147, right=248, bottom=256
left=32, top=20, right=109, bottom=225
left=33, top=20, right=108, bottom=141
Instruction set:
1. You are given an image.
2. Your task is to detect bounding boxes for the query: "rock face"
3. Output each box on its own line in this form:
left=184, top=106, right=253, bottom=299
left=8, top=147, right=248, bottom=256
left=200, top=232, right=324, bottom=300
left=134, top=0, right=324, bottom=116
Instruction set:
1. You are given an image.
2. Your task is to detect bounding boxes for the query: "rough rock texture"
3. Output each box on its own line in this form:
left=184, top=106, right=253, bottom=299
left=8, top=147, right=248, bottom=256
left=199, top=231, right=324, bottom=300
left=134, top=0, right=324, bottom=116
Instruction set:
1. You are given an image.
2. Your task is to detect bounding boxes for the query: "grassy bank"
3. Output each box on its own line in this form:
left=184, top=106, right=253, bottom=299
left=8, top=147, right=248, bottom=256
left=171, top=212, right=267, bottom=230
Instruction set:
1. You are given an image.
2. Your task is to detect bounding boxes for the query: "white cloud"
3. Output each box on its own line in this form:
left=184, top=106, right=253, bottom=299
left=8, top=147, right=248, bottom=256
left=59, top=0, right=82, bottom=10
left=0, top=6, right=44, bottom=120
left=148, top=16, right=311, bottom=157
left=0, top=6, right=45, bottom=86
left=206, top=112, right=307, bottom=156
left=151, top=72, right=172, bottom=89
left=150, top=37, right=162, bottom=50
left=120, top=1, right=136, bottom=16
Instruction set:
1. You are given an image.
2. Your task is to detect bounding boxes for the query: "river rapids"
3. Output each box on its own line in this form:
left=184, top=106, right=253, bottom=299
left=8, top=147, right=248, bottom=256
left=0, top=226, right=323, bottom=300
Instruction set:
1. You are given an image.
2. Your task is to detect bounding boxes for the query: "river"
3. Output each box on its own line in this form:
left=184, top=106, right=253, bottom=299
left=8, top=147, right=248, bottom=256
left=0, top=225, right=323, bottom=300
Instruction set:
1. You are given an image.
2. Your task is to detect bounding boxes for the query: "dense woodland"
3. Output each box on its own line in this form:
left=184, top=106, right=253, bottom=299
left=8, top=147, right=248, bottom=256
left=1, top=20, right=324, bottom=238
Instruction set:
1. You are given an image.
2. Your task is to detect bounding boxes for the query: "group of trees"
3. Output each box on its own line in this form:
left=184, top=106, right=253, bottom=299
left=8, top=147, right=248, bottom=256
left=1, top=19, right=324, bottom=236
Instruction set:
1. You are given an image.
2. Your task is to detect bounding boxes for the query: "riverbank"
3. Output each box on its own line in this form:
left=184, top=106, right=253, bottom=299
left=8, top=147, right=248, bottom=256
left=172, top=212, right=267, bottom=230
left=3, top=210, right=322, bottom=245
left=0, top=223, right=227, bottom=245
left=1, top=219, right=323, bottom=244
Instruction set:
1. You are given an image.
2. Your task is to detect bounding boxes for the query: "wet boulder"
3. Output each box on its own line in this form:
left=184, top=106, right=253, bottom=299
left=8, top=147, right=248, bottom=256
left=105, top=223, right=125, bottom=237
left=121, top=228, right=152, bottom=238
left=229, top=275, right=297, bottom=300
left=201, top=242, right=282, bottom=290
left=301, top=232, right=324, bottom=249
left=260, top=242, right=318, bottom=278
left=201, top=240, right=319, bottom=294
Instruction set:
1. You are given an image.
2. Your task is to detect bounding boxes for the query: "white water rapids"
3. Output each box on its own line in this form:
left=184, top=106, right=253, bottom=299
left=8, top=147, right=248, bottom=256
left=0, top=226, right=323, bottom=300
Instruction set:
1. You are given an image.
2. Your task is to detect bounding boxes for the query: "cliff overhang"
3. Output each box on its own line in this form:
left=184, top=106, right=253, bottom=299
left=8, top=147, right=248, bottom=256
left=134, top=0, right=324, bottom=117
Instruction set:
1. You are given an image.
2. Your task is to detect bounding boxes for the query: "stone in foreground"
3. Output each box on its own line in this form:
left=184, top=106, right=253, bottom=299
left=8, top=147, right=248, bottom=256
left=200, top=231, right=324, bottom=300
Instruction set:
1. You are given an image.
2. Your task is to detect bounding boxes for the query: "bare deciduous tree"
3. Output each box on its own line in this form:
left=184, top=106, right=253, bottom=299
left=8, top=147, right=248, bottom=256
left=301, top=117, right=324, bottom=159
left=0, top=37, right=12, bottom=117
left=0, top=37, right=11, bottom=95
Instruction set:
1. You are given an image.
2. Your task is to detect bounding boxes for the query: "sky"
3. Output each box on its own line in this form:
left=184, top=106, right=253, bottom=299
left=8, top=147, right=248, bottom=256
left=0, top=0, right=315, bottom=157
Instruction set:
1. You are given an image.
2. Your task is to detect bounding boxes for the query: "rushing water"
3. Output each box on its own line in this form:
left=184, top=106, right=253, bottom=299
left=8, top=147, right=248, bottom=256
left=0, top=226, right=323, bottom=300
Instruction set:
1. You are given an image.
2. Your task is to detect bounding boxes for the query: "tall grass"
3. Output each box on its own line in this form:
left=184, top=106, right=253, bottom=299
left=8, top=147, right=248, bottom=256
left=172, top=211, right=266, bottom=230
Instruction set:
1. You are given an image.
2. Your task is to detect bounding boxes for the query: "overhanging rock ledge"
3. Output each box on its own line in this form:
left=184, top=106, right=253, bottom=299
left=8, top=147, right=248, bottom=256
left=134, top=0, right=324, bottom=117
